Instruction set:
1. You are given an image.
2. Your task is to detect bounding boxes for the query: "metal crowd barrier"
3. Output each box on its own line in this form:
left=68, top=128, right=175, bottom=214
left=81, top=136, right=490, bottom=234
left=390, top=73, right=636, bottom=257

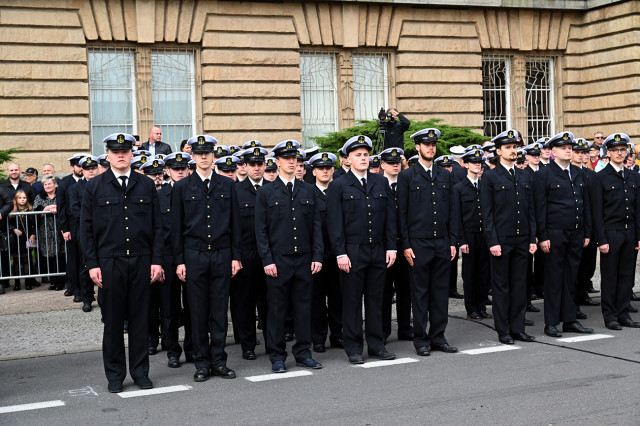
left=1, top=210, right=67, bottom=279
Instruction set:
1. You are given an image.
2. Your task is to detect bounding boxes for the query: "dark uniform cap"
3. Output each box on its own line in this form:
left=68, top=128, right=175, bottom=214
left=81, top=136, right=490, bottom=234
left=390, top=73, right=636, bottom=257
left=265, top=158, right=277, bottom=171
left=603, top=132, right=630, bottom=149
left=241, top=140, right=263, bottom=149
left=141, top=158, right=165, bottom=175
left=25, top=167, right=38, bottom=176
left=462, top=149, right=485, bottom=163
left=408, top=155, right=419, bottom=165
left=434, top=155, right=454, bottom=167
left=380, top=147, right=404, bottom=164
left=188, top=159, right=196, bottom=170
left=523, top=142, right=543, bottom=156
left=338, top=147, right=348, bottom=158
left=97, top=154, right=110, bottom=167
left=240, top=147, right=268, bottom=163
left=296, top=149, right=307, bottom=161
left=309, top=152, right=337, bottom=168
left=212, top=145, right=231, bottom=158
left=573, top=138, right=590, bottom=152
left=164, top=152, right=192, bottom=169
left=491, top=129, right=519, bottom=148
left=104, top=133, right=136, bottom=151
left=229, top=145, right=241, bottom=155
left=516, top=150, right=526, bottom=164
left=369, top=155, right=381, bottom=168
left=67, top=153, right=88, bottom=166
left=154, top=154, right=166, bottom=160
left=215, top=155, right=239, bottom=172
left=465, top=144, right=483, bottom=153
left=536, top=137, right=551, bottom=148
left=272, top=140, right=301, bottom=158
left=547, top=131, right=575, bottom=149
left=131, top=155, right=148, bottom=170
left=481, top=142, right=495, bottom=152
left=79, top=155, right=99, bottom=169
left=133, top=150, right=152, bottom=157
left=486, top=152, right=495, bottom=161
left=342, top=135, right=372, bottom=154
left=187, top=135, right=218, bottom=153
left=411, top=128, right=441, bottom=144
left=305, top=146, right=320, bottom=156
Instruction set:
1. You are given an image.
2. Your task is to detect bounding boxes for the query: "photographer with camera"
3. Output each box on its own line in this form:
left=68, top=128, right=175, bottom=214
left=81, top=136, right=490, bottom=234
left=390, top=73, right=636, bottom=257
left=379, top=108, right=410, bottom=151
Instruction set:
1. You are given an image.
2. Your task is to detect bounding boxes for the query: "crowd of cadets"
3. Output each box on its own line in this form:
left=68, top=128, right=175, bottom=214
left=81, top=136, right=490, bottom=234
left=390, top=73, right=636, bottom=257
left=65, top=127, right=638, bottom=392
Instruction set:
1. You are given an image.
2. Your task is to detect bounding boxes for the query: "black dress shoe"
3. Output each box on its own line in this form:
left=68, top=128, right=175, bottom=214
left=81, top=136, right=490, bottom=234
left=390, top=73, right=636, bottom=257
left=513, top=332, right=535, bottom=342
left=524, top=318, right=534, bottom=326
left=211, top=365, right=236, bottom=379
left=397, top=331, right=414, bottom=341
left=329, top=337, right=344, bottom=349
left=467, top=312, right=482, bottom=320
left=64, top=290, right=73, bottom=297
left=529, top=293, right=539, bottom=301
left=432, top=343, right=458, bottom=353
left=134, top=376, right=153, bottom=389
left=296, top=358, right=322, bottom=369
left=73, top=295, right=82, bottom=303
left=499, top=334, right=514, bottom=344
left=193, top=367, right=210, bottom=382
left=416, top=346, right=431, bottom=356
left=242, top=350, right=256, bottom=360
left=48, top=285, right=56, bottom=290
left=619, top=318, right=640, bottom=328
left=312, top=343, right=326, bottom=353
left=562, top=321, right=593, bottom=333
left=627, top=304, right=638, bottom=313
left=82, top=302, right=92, bottom=312
left=579, top=297, right=600, bottom=306
left=576, top=310, right=587, bottom=320
left=479, top=311, right=493, bottom=319
left=108, top=380, right=123, bottom=393
left=348, top=354, right=365, bottom=364
left=14, top=283, right=20, bottom=291
left=148, top=346, right=158, bottom=355
left=605, top=321, right=622, bottom=330
left=25, top=283, right=32, bottom=290
left=526, top=303, right=540, bottom=313
left=632, top=292, right=640, bottom=302
left=544, top=324, right=562, bottom=338
left=587, top=286, right=599, bottom=293
left=168, top=356, right=181, bottom=368
left=284, top=333, right=294, bottom=342
left=449, top=291, right=464, bottom=299
left=368, top=350, right=396, bottom=360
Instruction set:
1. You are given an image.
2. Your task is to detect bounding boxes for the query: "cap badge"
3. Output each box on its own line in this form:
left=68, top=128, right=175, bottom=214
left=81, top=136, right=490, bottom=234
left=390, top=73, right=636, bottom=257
left=286, top=141, right=293, bottom=149
left=226, top=158, right=232, bottom=165
left=322, top=153, right=328, bottom=161
left=176, top=154, right=182, bottom=162
left=507, top=130, right=514, bottom=139
left=153, top=160, right=159, bottom=167
left=615, top=134, right=621, bottom=141
left=475, top=151, right=480, bottom=157
left=250, top=141, right=256, bottom=147
left=428, top=130, right=435, bottom=137
left=563, top=133, right=569, bottom=140
left=117, top=134, right=125, bottom=144
left=391, top=150, right=398, bottom=156
left=86, top=158, right=92, bottom=164
left=141, top=156, right=147, bottom=163
left=198, top=136, right=205, bottom=144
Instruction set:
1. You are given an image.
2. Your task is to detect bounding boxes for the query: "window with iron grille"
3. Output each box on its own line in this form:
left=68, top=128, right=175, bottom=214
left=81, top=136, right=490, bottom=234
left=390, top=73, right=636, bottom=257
left=353, top=53, right=389, bottom=122
left=88, top=46, right=199, bottom=155
left=300, top=52, right=338, bottom=147
left=482, top=56, right=510, bottom=138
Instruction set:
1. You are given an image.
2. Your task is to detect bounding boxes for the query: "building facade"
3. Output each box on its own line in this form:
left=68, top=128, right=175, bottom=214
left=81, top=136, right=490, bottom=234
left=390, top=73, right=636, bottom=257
left=0, top=0, right=637, bottom=170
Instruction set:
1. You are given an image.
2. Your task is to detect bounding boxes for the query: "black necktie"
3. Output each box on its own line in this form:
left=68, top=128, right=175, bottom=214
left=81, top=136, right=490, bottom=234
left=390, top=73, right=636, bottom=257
left=509, top=168, right=515, bottom=182
left=564, top=168, right=571, bottom=182
left=322, top=189, right=327, bottom=195
left=391, top=182, right=397, bottom=193
left=204, top=178, right=210, bottom=189
left=619, top=170, right=624, bottom=179
left=119, top=176, right=127, bottom=191
left=361, top=178, right=367, bottom=192
left=254, top=184, right=260, bottom=191
left=427, top=169, right=431, bottom=180
left=286, top=182, right=293, bottom=195
left=473, top=182, right=478, bottom=191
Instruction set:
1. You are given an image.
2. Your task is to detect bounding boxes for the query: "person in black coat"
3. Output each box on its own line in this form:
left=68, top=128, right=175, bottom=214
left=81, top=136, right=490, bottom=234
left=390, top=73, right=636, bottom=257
left=397, top=129, right=458, bottom=357
left=480, top=129, right=537, bottom=345
left=80, top=133, right=163, bottom=393
left=333, top=148, right=350, bottom=180
left=0, top=163, right=35, bottom=204
left=255, top=139, right=324, bottom=373
left=382, top=109, right=410, bottom=150
left=0, top=188, right=14, bottom=294
left=141, top=127, right=173, bottom=156
left=533, top=132, right=593, bottom=337
left=171, top=135, right=242, bottom=382
left=522, top=142, right=545, bottom=306
left=590, top=133, right=640, bottom=330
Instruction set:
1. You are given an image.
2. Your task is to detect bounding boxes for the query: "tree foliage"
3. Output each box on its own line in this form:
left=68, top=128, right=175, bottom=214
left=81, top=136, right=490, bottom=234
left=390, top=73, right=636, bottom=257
left=0, top=148, right=19, bottom=182
left=311, top=118, right=490, bottom=159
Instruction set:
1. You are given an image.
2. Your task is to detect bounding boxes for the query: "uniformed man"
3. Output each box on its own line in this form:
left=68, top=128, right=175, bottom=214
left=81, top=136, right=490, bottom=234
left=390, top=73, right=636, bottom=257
left=97, top=154, right=110, bottom=174
left=539, top=137, right=552, bottom=166
left=141, top=159, right=165, bottom=190
left=255, top=139, right=324, bottom=373
left=524, top=142, right=543, bottom=174
left=133, top=149, right=152, bottom=158
left=80, top=133, right=163, bottom=393
left=172, top=135, right=242, bottom=382
left=213, top=145, right=231, bottom=159
left=231, top=146, right=269, bottom=361
left=215, top=156, right=239, bottom=181
left=516, top=150, right=527, bottom=169
left=157, top=152, right=193, bottom=369
left=480, top=129, right=537, bottom=344
left=333, top=148, right=350, bottom=179
left=450, top=145, right=468, bottom=182
left=309, top=152, right=343, bottom=352
left=188, top=159, right=196, bottom=174
left=453, top=149, right=492, bottom=320
left=327, top=135, right=397, bottom=364
left=229, top=145, right=241, bottom=156
left=590, top=133, right=640, bottom=330
left=263, top=157, right=278, bottom=182
left=369, top=155, right=381, bottom=174
left=380, top=147, right=413, bottom=342
left=234, top=151, right=248, bottom=182
left=407, top=155, right=419, bottom=167
left=397, top=128, right=458, bottom=356
left=533, top=132, right=593, bottom=337
left=295, top=149, right=306, bottom=181
left=68, top=155, right=99, bottom=313
left=303, top=146, right=319, bottom=185
left=131, top=155, right=148, bottom=173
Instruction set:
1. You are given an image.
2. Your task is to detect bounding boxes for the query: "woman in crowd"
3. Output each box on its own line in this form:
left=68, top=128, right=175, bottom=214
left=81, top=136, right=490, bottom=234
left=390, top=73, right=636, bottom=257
left=33, top=175, right=65, bottom=290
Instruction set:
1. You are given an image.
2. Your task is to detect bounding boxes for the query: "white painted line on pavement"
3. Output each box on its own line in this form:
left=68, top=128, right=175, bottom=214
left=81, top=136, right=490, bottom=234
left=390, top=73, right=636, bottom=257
left=460, top=345, right=522, bottom=355
left=353, top=357, right=419, bottom=368
left=556, top=334, right=614, bottom=343
left=0, top=400, right=65, bottom=414
left=118, top=385, right=192, bottom=399
left=245, top=371, right=313, bottom=382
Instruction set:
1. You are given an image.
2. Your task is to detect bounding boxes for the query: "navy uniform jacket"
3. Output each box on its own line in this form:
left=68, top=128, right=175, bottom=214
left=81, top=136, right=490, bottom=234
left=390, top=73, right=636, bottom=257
left=236, top=178, right=270, bottom=252
left=313, top=185, right=333, bottom=260
left=452, top=177, right=483, bottom=246
left=68, top=178, right=87, bottom=232
left=589, top=163, right=640, bottom=246
left=171, top=172, right=241, bottom=265
left=333, top=167, right=348, bottom=180
left=480, top=164, right=536, bottom=247
left=533, top=161, right=591, bottom=241
left=79, top=169, right=163, bottom=270
left=524, top=165, right=539, bottom=178
left=157, top=183, right=174, bottom=257
left=56, top=174, right=78, bottom=234
left=396, top=163, right=456, bottom=250
left=326, top=171, right=396, bottom=256
left=254, top=177, right=323, bottom=266
left=452, top=161, right=467, bottom=183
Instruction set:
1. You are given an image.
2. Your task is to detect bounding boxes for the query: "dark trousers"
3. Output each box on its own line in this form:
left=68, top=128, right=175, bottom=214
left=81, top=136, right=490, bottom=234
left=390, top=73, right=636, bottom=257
left=184, top=248, right=231, bottom=369
left=80, top=265, right=95, bottom=303
left=66, top=230, right=79, bottom=295
left=230, top=249, right=267, bottom=352
left=160, top=255, right=184, bottom=359
left=382, top=255, right=412, bottom=339
left=340, top=244, right=386, bottom=356
left=409, top=237, right=450, bottom=349
left=600, top=229, right=636, bottom=323
left=490, top=235, right=529, bottom=337
left=311, top=256, right=342, bottom=345
left=462, top=232, right=491, bottom=315
left=527, top=249, right=545, bottom=299
left=100, top=256, right=150, bottom=382
left=148, top=281, right=161, bottom=350
left=543, top=229, right=583, bottom=325
left=576, top=239, right=597, bottom=302
left=266, top=253, right=313, bottom=363
left=449, top=249, right=459, bottom=294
